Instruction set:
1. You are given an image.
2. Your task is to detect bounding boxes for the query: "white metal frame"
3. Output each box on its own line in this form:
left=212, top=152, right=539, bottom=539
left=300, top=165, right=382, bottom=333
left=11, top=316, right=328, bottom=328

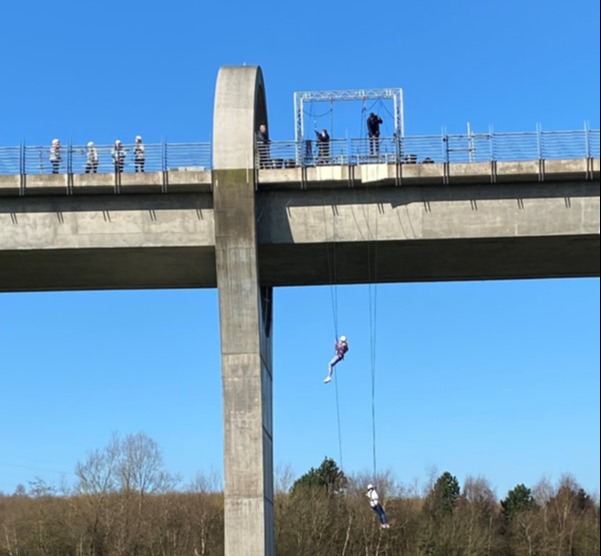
left=293, top=89, right=404, bottom=144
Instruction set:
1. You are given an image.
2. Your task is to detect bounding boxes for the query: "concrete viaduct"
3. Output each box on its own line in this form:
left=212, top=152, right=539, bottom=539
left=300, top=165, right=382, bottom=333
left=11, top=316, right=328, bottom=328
left=0, top=66, right=599, bottom=555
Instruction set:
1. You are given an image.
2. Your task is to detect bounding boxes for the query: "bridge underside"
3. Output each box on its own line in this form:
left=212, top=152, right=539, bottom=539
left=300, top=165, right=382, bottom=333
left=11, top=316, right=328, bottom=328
left=1, top=233, right=598, bottom=292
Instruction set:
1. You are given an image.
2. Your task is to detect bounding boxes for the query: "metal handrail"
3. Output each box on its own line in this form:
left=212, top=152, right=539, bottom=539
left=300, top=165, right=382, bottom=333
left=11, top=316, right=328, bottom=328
left=13, top=142, right=213, bottom=176
left=0, top=130, right=599, bottom=175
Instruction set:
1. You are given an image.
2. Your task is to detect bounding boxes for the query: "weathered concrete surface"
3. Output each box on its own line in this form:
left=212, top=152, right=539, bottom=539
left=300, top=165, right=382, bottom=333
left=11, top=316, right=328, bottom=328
left=0, top=193, right=215, bottom=290
left=1, top=175, right=598, bottom=291
left=212, top=66, right=274, bottom=556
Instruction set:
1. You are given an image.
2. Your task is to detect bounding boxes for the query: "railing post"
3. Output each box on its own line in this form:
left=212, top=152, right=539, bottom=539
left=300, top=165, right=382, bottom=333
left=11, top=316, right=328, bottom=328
left=584, top=121, right=591, bottom=159
left=536, top=123, right=543, bottom=160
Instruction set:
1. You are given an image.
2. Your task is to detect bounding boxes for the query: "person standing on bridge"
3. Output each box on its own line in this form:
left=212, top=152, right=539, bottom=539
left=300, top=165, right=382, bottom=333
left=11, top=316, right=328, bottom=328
left=134, top=135, right=145, bottom=172
left=324, top=335, right=349, bottom=383
left=112, top=139, right=126, bottom=173
left=85, top=141, right=99, bottom=173
left=256, top=123, right=270, bottom=169
left=315, top=128, right=330, bottom=163
left=49, top=139, right=61, bottom=174
left=367, top=112, right=383, bottom=156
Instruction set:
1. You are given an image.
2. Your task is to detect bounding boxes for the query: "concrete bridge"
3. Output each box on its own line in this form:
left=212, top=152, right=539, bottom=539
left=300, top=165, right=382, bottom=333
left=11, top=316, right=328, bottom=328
left=0, top=66, right=599, bottom=555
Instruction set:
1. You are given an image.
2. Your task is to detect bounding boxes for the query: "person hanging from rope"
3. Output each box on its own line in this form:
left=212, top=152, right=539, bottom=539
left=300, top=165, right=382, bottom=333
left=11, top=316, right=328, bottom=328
left=366, top=484, right=390, bottom=529
left=324, top=335, right=349, bottom=383
left=367, top=112, right=383, bottom=156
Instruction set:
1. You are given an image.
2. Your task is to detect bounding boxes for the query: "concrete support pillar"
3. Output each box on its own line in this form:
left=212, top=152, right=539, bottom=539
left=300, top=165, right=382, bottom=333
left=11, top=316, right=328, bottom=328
left=212, top=66, right=274, bottom=556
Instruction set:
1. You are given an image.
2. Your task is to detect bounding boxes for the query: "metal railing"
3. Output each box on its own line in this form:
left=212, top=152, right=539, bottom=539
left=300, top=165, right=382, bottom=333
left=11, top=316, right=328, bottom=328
left=0, top=129, right=598, bottom=176
left=0, top=142, right=212, bottom=175
left=256, top=128, right=600, bottom=168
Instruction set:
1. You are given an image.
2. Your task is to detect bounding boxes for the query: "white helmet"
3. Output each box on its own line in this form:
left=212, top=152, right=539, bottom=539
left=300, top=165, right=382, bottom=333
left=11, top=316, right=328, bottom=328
left=115, top=139, right=121, bottom=145
left=52, top=138, right=59, bottom=145
left=135, top=135, right=142, bottom=142
left=367, top=484, right=374, bottom=490
left=87, top=141, right=94, bottom=147
left=339, top=335, right=347, bottom=342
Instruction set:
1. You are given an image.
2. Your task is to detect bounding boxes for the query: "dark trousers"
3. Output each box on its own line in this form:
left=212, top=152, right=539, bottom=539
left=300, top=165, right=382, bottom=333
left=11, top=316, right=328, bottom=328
left=369, top=135, right=380, bottom=155
left=372, top=503, right=388, bottom=525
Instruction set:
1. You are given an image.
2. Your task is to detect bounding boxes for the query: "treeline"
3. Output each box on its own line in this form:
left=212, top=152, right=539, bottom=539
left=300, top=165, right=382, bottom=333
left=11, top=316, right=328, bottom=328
left=0, top=434, right=598, bottom=555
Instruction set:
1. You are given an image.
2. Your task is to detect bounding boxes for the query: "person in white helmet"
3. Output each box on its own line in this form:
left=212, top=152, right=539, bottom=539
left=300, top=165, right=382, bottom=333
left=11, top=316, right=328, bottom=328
left=49, top=139, right=61, bottom=174
left=111, top=139, right=126, bottom=173
left=85, top=141, right=99, bottom=174
left=133, top=135, right=145, bottom=172
left=366, top=484, right=390, bottom=528
left=324, top=335, right=349, bottom=383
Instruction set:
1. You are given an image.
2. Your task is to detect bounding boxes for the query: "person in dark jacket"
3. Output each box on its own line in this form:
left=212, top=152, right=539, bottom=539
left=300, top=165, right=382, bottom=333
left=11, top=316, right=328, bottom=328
left=367, top=113, right=383, bottom=155
left=256, top=124, right=270, bottom=168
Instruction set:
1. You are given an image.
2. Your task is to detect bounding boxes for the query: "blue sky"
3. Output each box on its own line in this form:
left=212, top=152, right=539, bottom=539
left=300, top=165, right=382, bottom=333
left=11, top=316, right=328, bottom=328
left=1, top=0, right=599, bottom=500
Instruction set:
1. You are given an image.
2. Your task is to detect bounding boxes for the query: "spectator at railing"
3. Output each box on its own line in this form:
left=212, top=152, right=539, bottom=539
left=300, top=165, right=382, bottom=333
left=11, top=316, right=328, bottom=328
left=367, top=113, right=383, bottom=155
left=134, top=135, right=145, bottom=172
left=315, top=129, right=330, bottom=163
left=85, top=142, right=99, bottom=173
left=256, top=124, right=270, bottom=169
left=112, top=140, right=126, bottom=173
left=49, top=139, right=61, bottom=174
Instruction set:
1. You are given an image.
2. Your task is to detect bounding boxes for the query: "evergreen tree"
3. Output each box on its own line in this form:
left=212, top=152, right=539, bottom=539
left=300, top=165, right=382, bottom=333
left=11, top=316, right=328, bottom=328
left=501, top=483, right=537, bottom=518
left=291, top=457, right=347, bottom=494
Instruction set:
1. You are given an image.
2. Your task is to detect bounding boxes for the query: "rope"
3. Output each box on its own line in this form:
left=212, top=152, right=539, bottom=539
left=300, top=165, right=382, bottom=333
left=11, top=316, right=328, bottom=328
left=322, top=176, right=343, bottom=470
left=367, top=182, right=379, bottom=479
left=303, top=106, right=333, bottom=119
left=325, top=201, right=339, bottom=339
left=334, top=370, right=344, bottom=471
left=330, top=196, right=343, bottom=470
left=330, top=100, right=334, bottom=140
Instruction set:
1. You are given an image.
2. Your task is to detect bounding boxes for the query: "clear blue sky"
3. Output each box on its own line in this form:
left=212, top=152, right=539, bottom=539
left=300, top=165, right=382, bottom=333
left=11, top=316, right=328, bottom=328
left=1, top=0, right=599, bottom=500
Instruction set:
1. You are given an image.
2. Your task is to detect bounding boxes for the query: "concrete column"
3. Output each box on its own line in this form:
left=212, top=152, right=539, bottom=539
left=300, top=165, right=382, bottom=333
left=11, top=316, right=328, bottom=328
left=212, top=66, right=274, bottom=556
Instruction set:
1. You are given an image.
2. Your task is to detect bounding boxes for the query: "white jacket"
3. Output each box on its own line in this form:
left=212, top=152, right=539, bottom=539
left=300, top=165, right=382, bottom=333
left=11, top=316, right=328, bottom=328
left=366, top=487, right=380, bottom=507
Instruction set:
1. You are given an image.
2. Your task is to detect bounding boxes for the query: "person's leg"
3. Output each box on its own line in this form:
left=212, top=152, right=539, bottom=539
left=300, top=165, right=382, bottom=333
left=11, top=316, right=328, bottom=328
left=376, top=504, right=388, bottom=526
left=325, top=354, right=342, bottom=382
